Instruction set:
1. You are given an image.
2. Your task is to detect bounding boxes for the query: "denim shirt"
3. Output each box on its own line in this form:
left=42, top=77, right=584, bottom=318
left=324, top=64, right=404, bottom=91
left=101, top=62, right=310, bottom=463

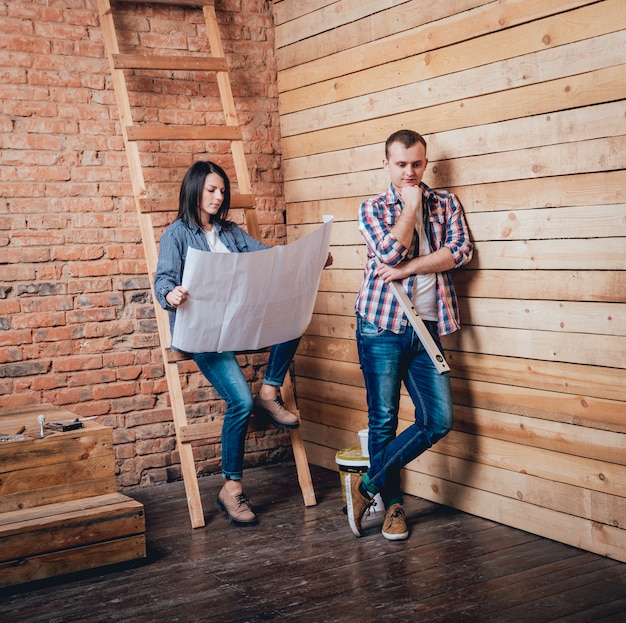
left=154, top=218, right=268, bottom=338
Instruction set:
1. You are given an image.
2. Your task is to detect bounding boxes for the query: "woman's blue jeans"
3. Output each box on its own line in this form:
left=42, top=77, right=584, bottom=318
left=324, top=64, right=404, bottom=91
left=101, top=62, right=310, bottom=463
left=192, top=337, right=299, bottom=480
left=356, top=314, right=453, bottom=506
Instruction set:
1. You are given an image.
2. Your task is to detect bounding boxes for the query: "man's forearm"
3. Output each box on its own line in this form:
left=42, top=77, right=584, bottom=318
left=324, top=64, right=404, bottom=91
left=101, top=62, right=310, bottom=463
left=405, top=247, right=455, bottom=275
left=376, top=247, right=455, bottom=283
left=390, top=204, right=419, bottom=249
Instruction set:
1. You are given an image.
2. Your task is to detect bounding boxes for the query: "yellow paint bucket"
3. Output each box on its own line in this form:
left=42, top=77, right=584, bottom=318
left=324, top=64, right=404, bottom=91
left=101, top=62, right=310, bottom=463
left=335, top=446, right=384, bottom=514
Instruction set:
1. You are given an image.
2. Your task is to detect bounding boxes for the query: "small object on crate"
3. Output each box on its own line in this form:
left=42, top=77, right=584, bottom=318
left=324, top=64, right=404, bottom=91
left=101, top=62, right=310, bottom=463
left=45, top=419, right=84, bottom=433
left=0, top=434, right=26, bottom=443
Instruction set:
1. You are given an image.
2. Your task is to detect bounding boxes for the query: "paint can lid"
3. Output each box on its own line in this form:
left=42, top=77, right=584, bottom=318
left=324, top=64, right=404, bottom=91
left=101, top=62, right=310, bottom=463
left=335, top=446, right=370, bottom=467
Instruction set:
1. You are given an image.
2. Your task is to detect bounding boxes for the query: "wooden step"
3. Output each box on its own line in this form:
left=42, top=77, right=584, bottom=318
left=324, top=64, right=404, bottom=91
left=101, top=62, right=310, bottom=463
left=116, top=0, right=213, bottom=6
left=140, top=192, right=255, bottom=213
left=0, top=536, right=146, bottom=589
left=126, top=125, right=242, bottom=141
left=1, top=405, right=146, bottom=587
left=113, top=53, right=227, bottom=72
left=0, top=493, right=145, bottom=562
left=179, top=421, right=223, bottom=442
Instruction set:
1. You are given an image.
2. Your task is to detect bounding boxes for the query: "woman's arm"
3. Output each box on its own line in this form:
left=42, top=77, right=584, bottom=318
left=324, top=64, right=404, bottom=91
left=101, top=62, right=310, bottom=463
left=154, top=226, right=186, bottom=311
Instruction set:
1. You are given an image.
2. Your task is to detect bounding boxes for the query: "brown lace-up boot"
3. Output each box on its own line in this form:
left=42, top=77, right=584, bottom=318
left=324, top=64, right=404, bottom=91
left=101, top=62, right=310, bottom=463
left=216, top=486, right=258, bottom=527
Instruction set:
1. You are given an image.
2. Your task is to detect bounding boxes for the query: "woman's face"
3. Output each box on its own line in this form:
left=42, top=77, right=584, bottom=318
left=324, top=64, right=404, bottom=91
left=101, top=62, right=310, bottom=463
left=199, top=172, right=226, bottom=226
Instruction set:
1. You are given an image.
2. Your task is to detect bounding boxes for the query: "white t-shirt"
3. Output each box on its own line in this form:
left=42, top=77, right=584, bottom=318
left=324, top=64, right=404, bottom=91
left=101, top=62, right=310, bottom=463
left=204, top=227, right=230, bottom=253
left=412, top=221, right=437, bottom=321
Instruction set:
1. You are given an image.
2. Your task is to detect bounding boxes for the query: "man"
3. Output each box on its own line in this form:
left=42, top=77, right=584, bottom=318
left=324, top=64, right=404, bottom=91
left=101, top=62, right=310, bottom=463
left=348, top=129, right=473, bottom=540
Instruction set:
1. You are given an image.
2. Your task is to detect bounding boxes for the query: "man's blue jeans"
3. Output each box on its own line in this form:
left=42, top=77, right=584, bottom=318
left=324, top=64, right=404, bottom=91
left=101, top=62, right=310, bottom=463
left=356, top=314, right=453, bottom=506
left=192, top=337, right=299, bottom=480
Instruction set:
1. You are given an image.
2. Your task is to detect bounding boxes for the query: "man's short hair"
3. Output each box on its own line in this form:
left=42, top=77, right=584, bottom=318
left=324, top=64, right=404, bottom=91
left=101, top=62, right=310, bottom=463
left=385, top=129, right=427, bottom=158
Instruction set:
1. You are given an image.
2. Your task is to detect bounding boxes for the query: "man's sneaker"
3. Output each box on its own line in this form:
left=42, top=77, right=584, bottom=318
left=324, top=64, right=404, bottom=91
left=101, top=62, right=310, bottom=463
left=253, top=394, right=299, bottom=429
left=381, top=503, right=409, bottom=541
left=345, top=473, right=375, bottom=537
left=216, top=486, right=258, bottom=527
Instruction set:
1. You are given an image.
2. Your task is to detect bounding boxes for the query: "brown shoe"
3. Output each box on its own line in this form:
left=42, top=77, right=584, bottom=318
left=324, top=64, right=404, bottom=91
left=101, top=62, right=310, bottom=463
left=253, top=394, right=299, bottom=429
left=345, top=473, right=375, bottom=537
left=216, top=487, right=258, bottom=527
left=382, top=503, right=409, bottom=541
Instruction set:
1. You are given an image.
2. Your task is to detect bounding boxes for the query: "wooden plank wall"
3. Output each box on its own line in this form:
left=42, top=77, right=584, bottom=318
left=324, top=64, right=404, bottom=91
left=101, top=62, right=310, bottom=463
left=272, top=0, right=626, bottom=561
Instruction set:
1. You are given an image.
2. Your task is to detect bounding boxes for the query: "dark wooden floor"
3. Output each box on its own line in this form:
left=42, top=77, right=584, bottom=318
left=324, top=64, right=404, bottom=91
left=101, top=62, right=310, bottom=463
left=3, top=463, right=626, bottom=623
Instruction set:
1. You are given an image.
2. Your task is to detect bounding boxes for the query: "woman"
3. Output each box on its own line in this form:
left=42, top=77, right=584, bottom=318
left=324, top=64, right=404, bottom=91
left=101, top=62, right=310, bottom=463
left=154, top=161, right=316, bottom=528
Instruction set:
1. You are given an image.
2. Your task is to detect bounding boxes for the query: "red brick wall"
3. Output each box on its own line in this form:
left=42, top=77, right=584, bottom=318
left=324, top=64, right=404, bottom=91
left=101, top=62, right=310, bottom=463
left=0, top=0, right=292, bottom=487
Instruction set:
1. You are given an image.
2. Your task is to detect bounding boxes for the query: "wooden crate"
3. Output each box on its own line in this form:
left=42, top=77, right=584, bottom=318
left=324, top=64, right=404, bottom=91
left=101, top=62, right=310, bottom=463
left=0, top=405, right=146, bottom=587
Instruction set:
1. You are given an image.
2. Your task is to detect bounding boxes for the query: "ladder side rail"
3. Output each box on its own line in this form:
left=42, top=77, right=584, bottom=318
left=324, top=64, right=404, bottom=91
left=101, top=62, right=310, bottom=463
left=201, top=3, right=316, bottom=505
left=203, top=4, right=317, bottom=506
left=202, top=6, right=254, bottom=197
left=100, top=0, right=317, bottom=519
left=280, top=373, right=316, bottom=506
left=98, top=0, right=205, bottom=527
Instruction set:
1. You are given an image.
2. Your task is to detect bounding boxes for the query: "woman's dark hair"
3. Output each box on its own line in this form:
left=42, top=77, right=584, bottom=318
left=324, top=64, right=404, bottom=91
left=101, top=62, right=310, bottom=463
left=177, top=161, right=231, bottom=228
left=385, top=129, right=427, bottom=159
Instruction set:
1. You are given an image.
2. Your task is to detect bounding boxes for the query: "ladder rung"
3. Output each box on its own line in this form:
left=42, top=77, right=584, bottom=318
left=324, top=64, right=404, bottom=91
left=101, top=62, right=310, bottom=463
left=126, top=125, right=242, bottom=141
left=100, top=0, right=318, bottom=520
left=113, top=54, right=228, bottom=72
left=179, top=422, right=222, bottom=443
left=166, top=348, right=191, bottom=363
left=141, top=193, right=255, bottom=213
left=233, top=197, right=256, bottom=208
left=114, top=0, right=214, bottom=7
left=165, top=345, right=264, bottom=365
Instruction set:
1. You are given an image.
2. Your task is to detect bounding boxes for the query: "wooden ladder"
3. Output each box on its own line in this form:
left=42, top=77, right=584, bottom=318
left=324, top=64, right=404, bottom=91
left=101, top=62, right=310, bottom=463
left=97, top=0, right=316, bottom=528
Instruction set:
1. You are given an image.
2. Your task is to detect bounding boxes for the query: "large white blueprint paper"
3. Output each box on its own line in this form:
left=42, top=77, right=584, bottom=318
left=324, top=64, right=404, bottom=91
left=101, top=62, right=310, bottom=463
left=172, top=217, right=333, bottom=353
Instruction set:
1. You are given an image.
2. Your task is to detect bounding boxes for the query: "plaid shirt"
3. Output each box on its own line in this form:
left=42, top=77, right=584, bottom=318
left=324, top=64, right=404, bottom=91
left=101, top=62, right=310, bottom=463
left=355, top=182, right=473, bottom=336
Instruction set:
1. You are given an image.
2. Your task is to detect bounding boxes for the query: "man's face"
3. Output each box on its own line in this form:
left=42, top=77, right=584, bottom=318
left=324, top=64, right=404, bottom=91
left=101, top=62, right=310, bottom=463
left=383, top=141, right=428, bottom=191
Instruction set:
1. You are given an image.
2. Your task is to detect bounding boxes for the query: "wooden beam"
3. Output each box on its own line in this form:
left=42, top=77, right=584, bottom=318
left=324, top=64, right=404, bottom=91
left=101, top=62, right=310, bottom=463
left=114, top=0, right=213, bottom=6
left=113, top=54, right=227, bottom=72
left=179, top=422, right=222, bottom=442
left=126, top=125, right=242, bottom=141
left=141, top=193, right=255, bottom=213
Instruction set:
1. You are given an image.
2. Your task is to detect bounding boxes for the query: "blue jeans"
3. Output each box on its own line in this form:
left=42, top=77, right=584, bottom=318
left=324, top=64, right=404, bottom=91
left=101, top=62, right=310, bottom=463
left=356, top=315, right=453, bottom=506
left=192, top=337, right=299, bottom=480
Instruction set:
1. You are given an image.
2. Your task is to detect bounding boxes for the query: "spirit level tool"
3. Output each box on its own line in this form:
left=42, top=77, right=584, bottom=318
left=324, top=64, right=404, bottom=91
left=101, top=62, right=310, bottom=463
left=387, top=280, right=450, bottom=375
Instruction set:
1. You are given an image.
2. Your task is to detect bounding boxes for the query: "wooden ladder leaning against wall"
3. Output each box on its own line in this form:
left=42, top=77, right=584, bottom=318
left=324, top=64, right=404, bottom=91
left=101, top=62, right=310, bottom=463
left=97, top=0, right=316, bottom=528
